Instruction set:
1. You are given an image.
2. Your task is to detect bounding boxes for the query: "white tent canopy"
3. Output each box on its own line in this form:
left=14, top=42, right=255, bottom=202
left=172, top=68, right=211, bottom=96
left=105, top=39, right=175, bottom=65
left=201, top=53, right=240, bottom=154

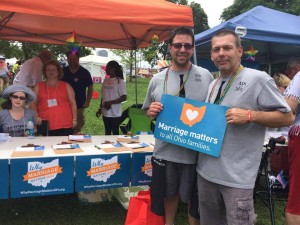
left=79, top=55, right=125, bottom=83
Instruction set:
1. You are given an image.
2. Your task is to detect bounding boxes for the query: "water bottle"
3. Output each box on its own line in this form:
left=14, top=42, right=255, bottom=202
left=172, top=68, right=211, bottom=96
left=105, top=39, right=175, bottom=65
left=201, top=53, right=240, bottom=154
left=27, top=119, right=35, bottom=139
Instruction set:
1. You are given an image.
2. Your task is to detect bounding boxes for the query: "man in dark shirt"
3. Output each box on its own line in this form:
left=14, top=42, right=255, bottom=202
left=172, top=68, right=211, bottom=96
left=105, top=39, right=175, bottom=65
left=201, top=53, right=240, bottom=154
left=63, top=51, right=93, bottom=134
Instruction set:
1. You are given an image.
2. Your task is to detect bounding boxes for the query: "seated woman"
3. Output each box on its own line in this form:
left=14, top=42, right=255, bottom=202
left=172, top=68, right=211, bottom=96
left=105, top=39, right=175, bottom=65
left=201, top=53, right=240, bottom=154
left=31, top=60, right=77, bottom=136
left=0, top=84, right=36, bottom=137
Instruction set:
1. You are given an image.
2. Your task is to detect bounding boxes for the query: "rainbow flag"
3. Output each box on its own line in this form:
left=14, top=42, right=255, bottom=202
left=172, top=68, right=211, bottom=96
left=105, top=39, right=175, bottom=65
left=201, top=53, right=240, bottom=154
left=276, top=170, right=288, bottom=189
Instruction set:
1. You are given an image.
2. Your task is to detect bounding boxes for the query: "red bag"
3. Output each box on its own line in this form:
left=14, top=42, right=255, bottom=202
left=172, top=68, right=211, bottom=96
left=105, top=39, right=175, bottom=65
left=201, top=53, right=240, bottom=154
left=124, top=190, right=164, bottom=225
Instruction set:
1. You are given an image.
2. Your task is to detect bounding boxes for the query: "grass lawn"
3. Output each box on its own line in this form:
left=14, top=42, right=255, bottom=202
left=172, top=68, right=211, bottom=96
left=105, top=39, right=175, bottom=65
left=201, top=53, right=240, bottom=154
left=0, top=77, right=287, bottom=224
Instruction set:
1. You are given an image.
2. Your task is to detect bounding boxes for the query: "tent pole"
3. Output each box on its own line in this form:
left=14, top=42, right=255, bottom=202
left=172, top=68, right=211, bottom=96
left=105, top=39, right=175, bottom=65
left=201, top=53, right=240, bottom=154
left=192, top=28, right=197, bottom=65
left=134, top=49, right=138, bottom=105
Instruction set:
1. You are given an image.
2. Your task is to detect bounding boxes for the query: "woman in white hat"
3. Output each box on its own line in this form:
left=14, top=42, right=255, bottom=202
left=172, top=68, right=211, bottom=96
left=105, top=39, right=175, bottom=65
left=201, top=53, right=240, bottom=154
left=0, top=84, right=36, bottom=136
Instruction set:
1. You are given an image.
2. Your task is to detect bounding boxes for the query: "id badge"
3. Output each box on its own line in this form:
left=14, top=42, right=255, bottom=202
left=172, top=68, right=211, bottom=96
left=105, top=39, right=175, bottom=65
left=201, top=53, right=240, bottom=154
left=47, top=99, right=57, bottom=107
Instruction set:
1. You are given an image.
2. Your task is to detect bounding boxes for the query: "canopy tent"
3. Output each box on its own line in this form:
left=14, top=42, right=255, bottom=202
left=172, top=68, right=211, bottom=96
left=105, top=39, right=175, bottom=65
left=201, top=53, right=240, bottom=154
left=79, top=55, right=113, bottom=83
left=0, top=0, right=193, bottom=104
left=195, top=6, right=300, bottom=71
left=0, top=0, right=193, bottom=50
left=79, top=55, right=126, bottom=83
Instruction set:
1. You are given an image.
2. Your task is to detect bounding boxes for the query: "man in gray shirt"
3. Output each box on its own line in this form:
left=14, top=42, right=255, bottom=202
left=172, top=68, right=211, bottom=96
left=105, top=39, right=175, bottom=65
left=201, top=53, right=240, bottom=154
left=143, top=27, right=213, bottom=225
left=196, top=29, right=294, bottom=225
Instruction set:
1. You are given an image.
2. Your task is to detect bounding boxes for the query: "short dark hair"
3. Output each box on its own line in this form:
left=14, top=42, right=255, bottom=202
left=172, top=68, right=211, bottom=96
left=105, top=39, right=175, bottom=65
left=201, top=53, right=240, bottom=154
left=212, top=29, right=241, bottom=48
left=169, top=27, right=194, bottom=45
left=66, top=51, right=80, bottom=58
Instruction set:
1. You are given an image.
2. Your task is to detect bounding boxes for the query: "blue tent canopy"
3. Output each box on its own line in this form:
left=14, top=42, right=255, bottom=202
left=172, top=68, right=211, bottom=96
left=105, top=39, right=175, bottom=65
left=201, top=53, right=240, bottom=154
left=195, top=6, right=300, bottom=70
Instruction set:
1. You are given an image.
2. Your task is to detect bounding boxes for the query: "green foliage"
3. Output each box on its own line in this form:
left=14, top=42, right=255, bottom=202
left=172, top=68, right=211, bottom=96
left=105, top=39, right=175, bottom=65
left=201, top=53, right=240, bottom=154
left=190, top=1, right=210, bottom=33
left=139, top=0, right=210, bottom=65
left=0, top=41, right=23, bottom=59
left=0, top=41, right=92, bottom=61
left=221, top=0, right=300, bottom=22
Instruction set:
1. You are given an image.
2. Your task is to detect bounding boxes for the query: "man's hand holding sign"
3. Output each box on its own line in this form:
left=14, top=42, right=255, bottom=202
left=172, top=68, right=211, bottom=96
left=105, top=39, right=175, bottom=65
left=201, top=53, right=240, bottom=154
left=154, top=94, right=228, bottom=157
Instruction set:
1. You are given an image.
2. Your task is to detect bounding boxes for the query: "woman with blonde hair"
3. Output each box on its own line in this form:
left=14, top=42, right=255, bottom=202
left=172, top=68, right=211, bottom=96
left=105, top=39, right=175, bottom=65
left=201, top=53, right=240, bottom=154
left=31, top=60, right=77, bottom=136
left=273, top=73, right=291, bottom=94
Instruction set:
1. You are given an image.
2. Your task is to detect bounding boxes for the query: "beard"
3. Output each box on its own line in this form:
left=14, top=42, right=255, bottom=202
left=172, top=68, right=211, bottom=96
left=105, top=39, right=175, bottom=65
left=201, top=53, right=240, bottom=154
left=172, top=54, right=191, bottom=68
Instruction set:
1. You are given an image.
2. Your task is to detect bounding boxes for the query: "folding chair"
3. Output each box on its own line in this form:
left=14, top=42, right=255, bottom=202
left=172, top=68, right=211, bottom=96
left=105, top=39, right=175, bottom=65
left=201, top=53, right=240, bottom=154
left=119, top=104, right=155, bottom=135
left=254, top=137, right=289, bottom=225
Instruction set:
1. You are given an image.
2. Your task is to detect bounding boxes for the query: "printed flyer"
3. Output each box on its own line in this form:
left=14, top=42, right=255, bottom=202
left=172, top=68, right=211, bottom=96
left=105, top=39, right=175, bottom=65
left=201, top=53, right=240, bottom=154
left=154, top=94, right=228, bottom=157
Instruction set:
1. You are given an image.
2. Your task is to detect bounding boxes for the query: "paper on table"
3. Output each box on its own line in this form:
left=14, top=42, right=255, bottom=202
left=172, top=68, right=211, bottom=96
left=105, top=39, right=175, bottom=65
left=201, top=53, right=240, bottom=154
left=69, top=135, right=91, bottom=140
left=15, top=147, right=35, bottom=152
left=52, top=144, right=79, bottom=149
left=95, top=142, right=123, bottom=149
left=96, top=144, right=115, bottom=149
left=124, top=142, right=149, bottom=148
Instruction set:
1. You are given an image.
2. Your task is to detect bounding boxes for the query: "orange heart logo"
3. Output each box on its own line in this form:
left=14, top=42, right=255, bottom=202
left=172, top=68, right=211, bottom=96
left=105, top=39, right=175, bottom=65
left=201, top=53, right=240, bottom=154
left=180, top=103, right=206, bottom=127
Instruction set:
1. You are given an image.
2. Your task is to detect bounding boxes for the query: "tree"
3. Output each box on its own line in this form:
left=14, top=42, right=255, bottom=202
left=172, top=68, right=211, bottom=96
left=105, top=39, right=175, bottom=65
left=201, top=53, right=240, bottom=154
left=0, top=40, right=23, bottom=59
left=111, top=49, right=135, bottom=81
left=0, top=40, right=92, bottom=62
left=190, top=1, right=209, bottom=34
left=221, top=0, right=300, bottom=21
left=140, top=0, right=209, bottom=67
left=20, top=42, right=91, bottom=61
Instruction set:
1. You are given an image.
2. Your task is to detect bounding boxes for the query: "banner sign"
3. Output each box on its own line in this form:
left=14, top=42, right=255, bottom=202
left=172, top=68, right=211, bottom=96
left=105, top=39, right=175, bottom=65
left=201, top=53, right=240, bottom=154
left=10, top=157, right=74, bottom=198
left=75, top=154, right=130, bottom=192
left=131, top=152, right=153, bottom=186
left=0, top=159, right=9, bottom=199
left=154, top=94, right=229, bottom=157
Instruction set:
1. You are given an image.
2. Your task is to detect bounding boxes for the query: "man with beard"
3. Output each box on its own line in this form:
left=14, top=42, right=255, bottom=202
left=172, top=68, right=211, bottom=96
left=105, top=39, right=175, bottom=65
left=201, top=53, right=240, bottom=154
left=143, top=27, right=213, bottom=225
left=62, top=51, right=93, bottom=134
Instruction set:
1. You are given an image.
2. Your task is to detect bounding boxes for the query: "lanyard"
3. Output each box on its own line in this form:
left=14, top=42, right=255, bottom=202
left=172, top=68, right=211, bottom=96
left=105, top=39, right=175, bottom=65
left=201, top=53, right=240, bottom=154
left=163, top=64, right=192, bottom=96
left=208, top=65, right=244, bottom=104
left=45, top=81, right=58, bottom=100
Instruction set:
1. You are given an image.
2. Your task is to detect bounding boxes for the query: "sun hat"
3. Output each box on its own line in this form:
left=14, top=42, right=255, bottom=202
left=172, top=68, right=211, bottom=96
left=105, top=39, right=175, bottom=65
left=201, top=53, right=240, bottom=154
left=1, top=84, right=36, bottom=103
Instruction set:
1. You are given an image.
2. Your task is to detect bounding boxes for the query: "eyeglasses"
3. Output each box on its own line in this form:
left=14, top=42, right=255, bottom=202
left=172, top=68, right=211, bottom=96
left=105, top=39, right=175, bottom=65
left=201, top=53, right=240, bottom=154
left=11, top=95, right=26, bottom=101
left=171, top=43, right=194, bottom=50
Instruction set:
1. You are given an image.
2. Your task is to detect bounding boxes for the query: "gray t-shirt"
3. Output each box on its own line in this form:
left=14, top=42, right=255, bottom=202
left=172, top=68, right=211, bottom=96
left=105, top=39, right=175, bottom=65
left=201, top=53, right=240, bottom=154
left=0, top=108, right=36, bottom=137
left=143, top=65, right=213, bottom=164
left=197, top=67, right=291, bottom=189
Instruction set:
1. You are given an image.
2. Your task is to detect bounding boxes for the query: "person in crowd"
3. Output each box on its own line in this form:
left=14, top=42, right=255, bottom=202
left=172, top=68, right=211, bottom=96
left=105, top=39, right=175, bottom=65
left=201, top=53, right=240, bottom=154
left=285, top=57, right=300, bottom=80
left=96, top=60, right=127, bottom=135
left=31, top=60, right=77, bottom=136
left=283, top=68, right=300, bottom=225
left=0, top=58, right=10, bottom=92
left=0, top=84, right=36, bottom=137
left=267, top=73, right=292, bottom=132
left=11, top=60, right=22, bottom=79
left=143, top=27, right=213, bottom=225
left=196, top=29, right=293, bottom=225
left=273, top=73, right=291, bottom=94
left=62, top=51, right=93, bottom=134
left=13, top=49, right=52, bottom=88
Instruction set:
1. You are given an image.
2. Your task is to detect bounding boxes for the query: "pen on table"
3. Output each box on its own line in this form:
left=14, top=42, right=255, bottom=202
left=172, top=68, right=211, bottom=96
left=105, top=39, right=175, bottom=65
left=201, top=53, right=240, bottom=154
left=94, top=145, right=101, bottom=149
left=132, top=146, right=145, bottom=149
left=116, top=141, right=123, bottom=146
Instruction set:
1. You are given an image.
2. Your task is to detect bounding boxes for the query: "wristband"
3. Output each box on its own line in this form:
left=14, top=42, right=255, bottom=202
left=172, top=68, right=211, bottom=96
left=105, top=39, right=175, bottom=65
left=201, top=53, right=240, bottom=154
left=247, top=110, right=252, bottom=123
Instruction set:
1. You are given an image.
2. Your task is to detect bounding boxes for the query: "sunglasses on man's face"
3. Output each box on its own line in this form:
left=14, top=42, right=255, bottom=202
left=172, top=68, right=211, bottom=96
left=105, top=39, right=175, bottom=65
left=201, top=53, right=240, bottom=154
left=171, top=43, right=194, bottom=50
left=11, top=95, right=26, bottom=101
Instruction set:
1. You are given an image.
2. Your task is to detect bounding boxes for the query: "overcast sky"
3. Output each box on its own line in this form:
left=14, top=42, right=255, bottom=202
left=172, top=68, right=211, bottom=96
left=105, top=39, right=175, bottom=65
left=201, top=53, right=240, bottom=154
left=190, top=0, right=234, bottom=27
